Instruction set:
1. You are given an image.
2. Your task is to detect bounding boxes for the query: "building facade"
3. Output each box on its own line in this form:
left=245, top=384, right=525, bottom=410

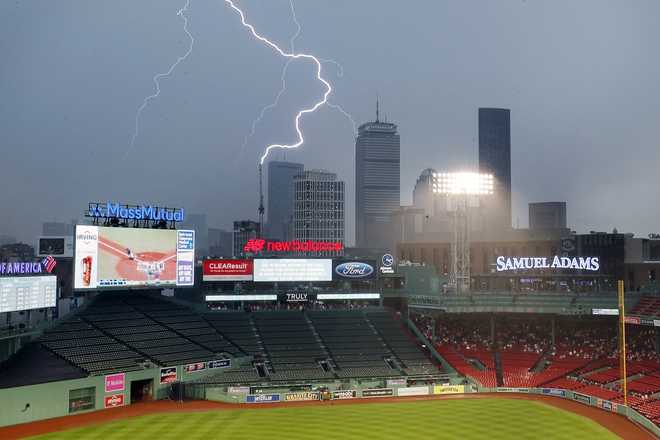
left=267, top=160, right=304, bottom=240
left=529, top=202, right=567, bottom=230
left=355, top=111, right=400, bottom=249
left=293, top=170, right=345, bottom=256
left=478, top=108, right=511, bottom=231
left=232, top=220, right=261, bottom=258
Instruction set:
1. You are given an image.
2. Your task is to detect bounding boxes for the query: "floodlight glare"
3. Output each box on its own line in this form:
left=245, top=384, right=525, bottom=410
left=432, top=172, right=494, bottom=195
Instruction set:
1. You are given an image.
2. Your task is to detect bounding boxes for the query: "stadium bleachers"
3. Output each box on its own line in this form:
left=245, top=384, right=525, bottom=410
left=631, top=296, right=660, bottom=317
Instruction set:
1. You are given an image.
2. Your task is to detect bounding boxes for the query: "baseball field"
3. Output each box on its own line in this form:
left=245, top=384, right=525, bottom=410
left=27, top=398, right=621, bottom=439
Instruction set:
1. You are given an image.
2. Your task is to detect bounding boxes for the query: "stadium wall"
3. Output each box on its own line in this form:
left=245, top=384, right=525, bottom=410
left=0, top=362, right=238, bottom=427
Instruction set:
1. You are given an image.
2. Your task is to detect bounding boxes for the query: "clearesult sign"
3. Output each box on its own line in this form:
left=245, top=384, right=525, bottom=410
left=203, top=259, right=253, bottom=281
left=496, top=256, right=600, bottom=272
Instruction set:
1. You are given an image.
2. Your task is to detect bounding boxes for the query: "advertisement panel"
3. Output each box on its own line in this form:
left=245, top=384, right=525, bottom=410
left=386, top=378, right=407, bottom=387
left=37, top=236, right=73, bottom=258
left=246, top=394, right=280, bottom=403
left=542, top=388, right=566, bottom=397
left=497, top=388, right=530, bottom=393
left=573, top=393, right=591, bottom=404
left=433, top=385, right=465, bottom=395
left=362, top=388, right=393, bottom=398
left=104, top=394, right=125, bottom=408
left=184, top=362, right=206, bottom=373
left=74, top=226, right=195, bottom=289
left=333, top=261, right=376, bottom=280
left=624, top=316, right=641, bottom=325
left=104, top=373, right=125, bottom=393
left=332, top=390, right=357, bottom=400
left=397, top=386, right=429, bottom=397
left=203, top=259, right=253, bottom=281
left=228, top=386, right=250, bottom=394
left=284, top=391, right=321, bottom=402
left=208, top=359, right=231, bottom=369
left=253, top=259, right=332, bottom=282
left=0, top=276, right=57, bottom=313
left=592, top=309, right=619, bottom=316
left=160, top=367, right=177, bottom=384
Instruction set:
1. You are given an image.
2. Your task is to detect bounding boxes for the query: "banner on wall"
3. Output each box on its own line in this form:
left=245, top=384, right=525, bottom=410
left=433, top=385, right=465, bottom=395
left=104, top=373, right=125, bottom=393
left=160, top=367, right=177, bottom=384
left=104, top=394, right=125, bottom=408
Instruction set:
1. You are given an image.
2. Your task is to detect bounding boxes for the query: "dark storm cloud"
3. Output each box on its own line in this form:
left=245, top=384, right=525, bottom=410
left=1, top=0, right=658, bottom=243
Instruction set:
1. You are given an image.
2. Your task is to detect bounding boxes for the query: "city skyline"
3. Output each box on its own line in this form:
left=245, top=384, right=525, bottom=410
left=1, top=1, right=659, bottom=244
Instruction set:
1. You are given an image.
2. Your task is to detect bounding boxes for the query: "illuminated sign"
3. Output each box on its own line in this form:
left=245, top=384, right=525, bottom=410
left=0, top=276, right=57, bottom=313
left=317, top=293, right=380, bottom=300
left=203, top=259, right=253, bottom=281
left=244, top=239, right=343, bottom=253
left=74, top=226, right=195, bottom=289
left=0, top=257, right=56, bottom=275
left=205, top=294, right=277, bottom=302
left=334, top=262, right=374, bottom=279
left=253, top=259, right=332, bottom=282
left=286, top=293, right=308, bottom=302
left=88, top=202, right=185, bottom=222
left=495, top=256, right=600, bottom=272
left=380, top=254, right=395, bottom=274
left=592, top=309, right=619, bottom=316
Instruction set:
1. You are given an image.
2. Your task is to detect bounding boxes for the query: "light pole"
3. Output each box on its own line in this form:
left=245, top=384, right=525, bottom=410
left=433, top=172, right=494, bottom=295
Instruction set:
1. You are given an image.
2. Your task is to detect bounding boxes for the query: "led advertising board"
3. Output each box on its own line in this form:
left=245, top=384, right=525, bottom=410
left=203, top=259, right=253, bottom=281
left=74, top=226, right=195, bottom=289
left=0, top=275, right=57, bottom=313
left=333, top=261, right=376, bottom=280
left=253, top=259, right=332, bottom=282
left=495, top=256, right=600, bottom=272
left=37, top=237, right=73, bottom=258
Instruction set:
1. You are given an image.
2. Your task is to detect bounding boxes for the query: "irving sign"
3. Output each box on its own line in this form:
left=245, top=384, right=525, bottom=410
left=496, top=256, right=600, bottom=272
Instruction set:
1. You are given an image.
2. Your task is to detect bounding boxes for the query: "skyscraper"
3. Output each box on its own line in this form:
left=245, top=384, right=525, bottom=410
left=412, top=168, right=437, bottom=217
left=478, top=108, right=511, bottom=231
left=355, top=103, right=400, bottom=249
left=233, top=220, right=261, bottom=257
left=293, top=169, right=344, bottom=257
left=529, top=202, right=567, bottom=230
left=267, top=160, right=304, bottom=240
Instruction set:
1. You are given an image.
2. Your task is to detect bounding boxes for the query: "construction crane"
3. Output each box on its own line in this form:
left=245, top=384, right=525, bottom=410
left=258, top=163, right=265, bottom=237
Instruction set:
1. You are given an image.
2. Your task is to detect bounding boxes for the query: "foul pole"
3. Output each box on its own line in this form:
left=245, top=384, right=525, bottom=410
left=618, top=279, right=628, bottom=407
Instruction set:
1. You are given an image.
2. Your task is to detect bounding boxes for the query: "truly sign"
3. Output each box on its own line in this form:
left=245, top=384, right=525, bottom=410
left=495, top=256, right=600, bottom=272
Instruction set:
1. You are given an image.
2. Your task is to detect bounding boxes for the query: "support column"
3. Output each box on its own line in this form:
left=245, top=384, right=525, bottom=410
left=490, top=315, right=495, bottom=346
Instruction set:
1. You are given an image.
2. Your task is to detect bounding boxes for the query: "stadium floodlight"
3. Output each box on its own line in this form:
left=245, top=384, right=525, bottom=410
left=432, top=172, right=494, bottom=195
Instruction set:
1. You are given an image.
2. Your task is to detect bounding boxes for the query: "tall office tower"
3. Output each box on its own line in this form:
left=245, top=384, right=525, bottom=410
left=529, top=202, right=567, bottom=230
left=355, top=102, right=400, bottom=249
left=233, top=220, right=261, bottom=257
left=267, top=160, right=304, bottom=240
left=293, top=170, right=345, bottom=257
left=412, top=168, right=437, bottom=217
left=208, top=228, right=232, bottom=257
left=478, top=108, right=512, bottom=231
left=182, top=213, right=208, bottom=257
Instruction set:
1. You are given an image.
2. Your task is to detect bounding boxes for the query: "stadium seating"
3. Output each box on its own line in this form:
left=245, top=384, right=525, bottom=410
left=631, top=296, right=660, bottom=317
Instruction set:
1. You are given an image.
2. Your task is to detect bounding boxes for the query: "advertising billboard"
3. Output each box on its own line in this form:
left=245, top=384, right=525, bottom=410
left=74, top=226, right=195, bottom=289
left=0, top=276, right=57, bottom=313
left=37, top=236, right=73, bottom=258
left=104, top=373, right=125, bottom=393
left=333, top=261, right=376, bottom=280
left=203, top=259, right=253, bottom=281
left=253, top=259, right=332, bottom=282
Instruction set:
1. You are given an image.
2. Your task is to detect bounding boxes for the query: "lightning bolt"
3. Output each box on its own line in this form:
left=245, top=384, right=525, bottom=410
left=125, top=0, right=194, bottom=159
left=237, top=0, right=357, bottom=161
left=225, top=0, right=337, bottom=165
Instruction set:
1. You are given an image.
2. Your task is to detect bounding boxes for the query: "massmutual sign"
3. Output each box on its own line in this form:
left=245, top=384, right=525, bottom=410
left=88, top=202, right=185, bottom=222
left=496, top=256, right=600, bottom=272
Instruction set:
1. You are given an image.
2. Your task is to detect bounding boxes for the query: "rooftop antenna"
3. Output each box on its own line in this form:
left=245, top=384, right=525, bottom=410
left=376, top=96, right=380, bottom=123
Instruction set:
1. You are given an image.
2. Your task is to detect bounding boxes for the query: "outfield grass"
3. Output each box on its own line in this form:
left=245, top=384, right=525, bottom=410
left=31, top=398, right=619, bottom=439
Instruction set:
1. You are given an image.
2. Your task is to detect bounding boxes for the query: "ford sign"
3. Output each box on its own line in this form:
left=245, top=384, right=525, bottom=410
left=335, top=262, right=374, bottom=279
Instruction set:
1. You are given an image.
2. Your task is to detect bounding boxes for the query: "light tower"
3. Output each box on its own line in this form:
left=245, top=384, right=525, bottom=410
left=433, top=172, right=494, bottom=294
